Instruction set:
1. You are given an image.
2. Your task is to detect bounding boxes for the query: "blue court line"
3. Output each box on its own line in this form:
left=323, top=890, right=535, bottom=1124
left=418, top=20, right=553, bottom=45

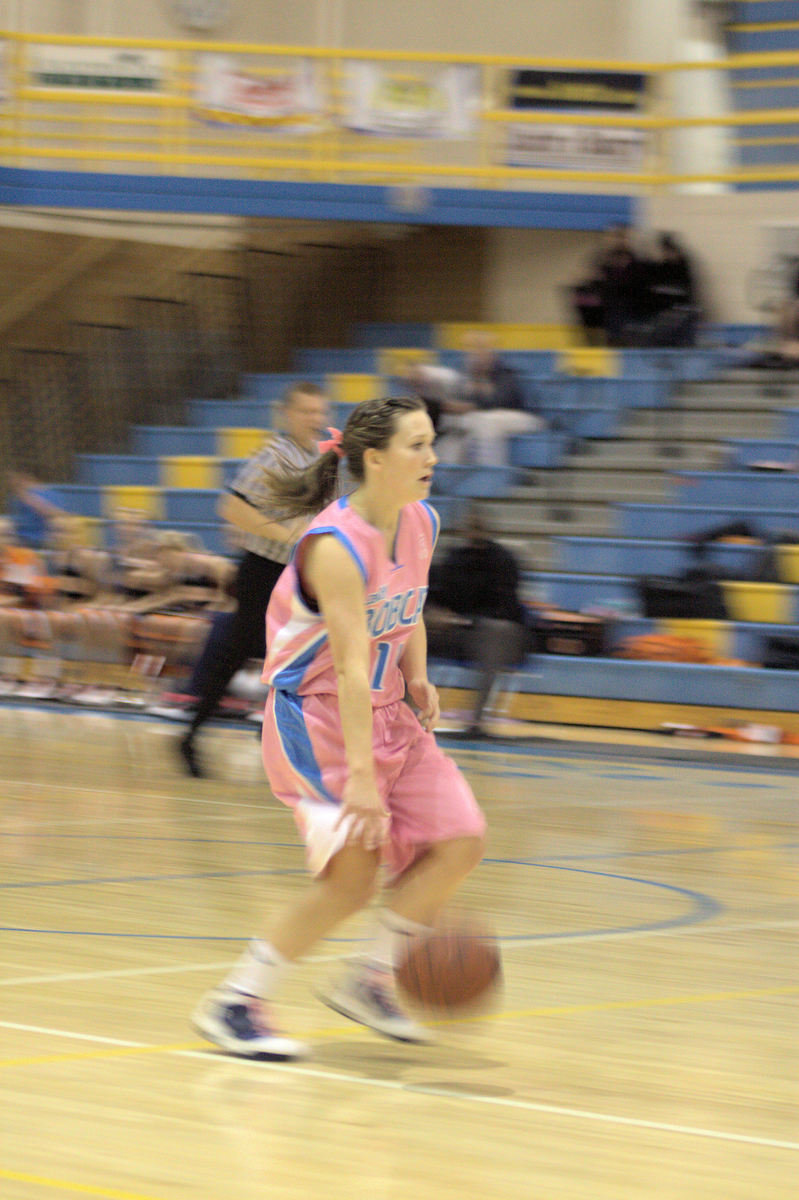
left=0, top=860, right=723, bottom=943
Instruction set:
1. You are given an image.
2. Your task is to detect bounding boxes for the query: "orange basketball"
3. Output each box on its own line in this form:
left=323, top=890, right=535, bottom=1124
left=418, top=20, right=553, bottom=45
left=395, top=919, right=502, bottom=1012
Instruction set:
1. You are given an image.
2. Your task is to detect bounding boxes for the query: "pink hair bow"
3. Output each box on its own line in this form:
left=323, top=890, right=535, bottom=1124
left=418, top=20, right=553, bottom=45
left=318, top=426, right=344, bottom=458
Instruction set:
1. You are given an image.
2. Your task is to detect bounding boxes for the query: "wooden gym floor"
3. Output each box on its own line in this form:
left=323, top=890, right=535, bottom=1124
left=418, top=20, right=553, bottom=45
left=0, top=705, right=796, bottom=1200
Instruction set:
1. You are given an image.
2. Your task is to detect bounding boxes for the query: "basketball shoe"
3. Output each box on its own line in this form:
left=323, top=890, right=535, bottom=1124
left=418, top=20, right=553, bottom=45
left=193, top=990, right=308, bottom=1061
left=319, top=965, right=432, bottom=1044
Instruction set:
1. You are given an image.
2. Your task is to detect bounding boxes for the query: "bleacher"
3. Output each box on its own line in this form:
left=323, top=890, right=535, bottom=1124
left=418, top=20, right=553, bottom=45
left=11, top=313, right=799, bottom=733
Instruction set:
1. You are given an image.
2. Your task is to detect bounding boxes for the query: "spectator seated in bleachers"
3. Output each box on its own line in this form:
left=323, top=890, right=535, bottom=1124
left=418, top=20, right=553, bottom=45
left=104, top=506, right=169, bottom=607
left=436, top=331, right=543, bottom=467
left=425, top=510, right=531, bottom=736
left=401, top=360, right=463, bottom=433
left=46, top=515, right=111, bottom=606
left=151, top=530, right=236, bottom=613
left=0, top=515, right=54, bottom=609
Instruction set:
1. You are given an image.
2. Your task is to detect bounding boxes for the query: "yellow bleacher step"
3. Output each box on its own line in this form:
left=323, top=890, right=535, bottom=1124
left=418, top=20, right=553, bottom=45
left=217, top=428, right=270, bottom=459
left=160, top=457, right=222, bottom=490
left=436, top=322, right=580, bottom=351
left=721, top=581, right=794, bottom=625
left=658, top=619, right=732, bottom=661
left=102, top=485, right=164, bottom=520
left=326, top=373, right=385, bottom=404
left=776, top=544, right=799, bottom=584
left=558, top=346, right=620, bottom=377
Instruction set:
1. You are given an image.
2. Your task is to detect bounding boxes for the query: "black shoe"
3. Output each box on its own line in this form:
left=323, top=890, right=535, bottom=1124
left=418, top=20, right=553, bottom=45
left=178, top=733, right=205, bottom=778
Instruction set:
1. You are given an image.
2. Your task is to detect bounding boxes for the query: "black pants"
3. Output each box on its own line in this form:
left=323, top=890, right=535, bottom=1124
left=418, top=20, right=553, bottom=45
left=188, top=551, right=285, bottom=735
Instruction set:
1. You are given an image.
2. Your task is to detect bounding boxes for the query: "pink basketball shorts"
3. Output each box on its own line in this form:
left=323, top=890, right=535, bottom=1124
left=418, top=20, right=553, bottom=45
left=262, top=689, right=486, bottom=878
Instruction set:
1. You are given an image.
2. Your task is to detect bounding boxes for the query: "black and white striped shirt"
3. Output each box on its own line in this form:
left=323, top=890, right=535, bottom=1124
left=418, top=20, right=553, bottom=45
left=228, top=433, right=318, bottom=565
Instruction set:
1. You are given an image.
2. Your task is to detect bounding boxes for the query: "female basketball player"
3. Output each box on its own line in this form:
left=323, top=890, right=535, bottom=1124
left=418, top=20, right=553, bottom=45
left=194, top=396, right=486, bottom=1059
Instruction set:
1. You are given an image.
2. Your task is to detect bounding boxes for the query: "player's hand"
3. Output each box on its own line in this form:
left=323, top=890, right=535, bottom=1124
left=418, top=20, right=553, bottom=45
left=407, top=678, right=440, bottom=732
left=336, top=776, right=390, bottom=852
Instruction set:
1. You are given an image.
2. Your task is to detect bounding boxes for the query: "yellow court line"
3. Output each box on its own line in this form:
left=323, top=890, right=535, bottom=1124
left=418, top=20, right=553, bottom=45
left=0, top=1169, right=168, bottom=1200
left=439, top=982, right=799, bottom=1028
left=2, top=984, right=797, bottom=1071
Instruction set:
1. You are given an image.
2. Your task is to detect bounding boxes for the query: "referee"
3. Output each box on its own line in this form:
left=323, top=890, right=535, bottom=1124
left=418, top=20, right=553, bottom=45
left=179, top=381, right=329, bottom=777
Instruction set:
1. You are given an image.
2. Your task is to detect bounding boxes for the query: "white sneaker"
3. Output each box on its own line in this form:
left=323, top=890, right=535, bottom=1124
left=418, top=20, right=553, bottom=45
left=193, top=990, right=308, bottom=1061
left=320, top=967, right=433, bottom=1044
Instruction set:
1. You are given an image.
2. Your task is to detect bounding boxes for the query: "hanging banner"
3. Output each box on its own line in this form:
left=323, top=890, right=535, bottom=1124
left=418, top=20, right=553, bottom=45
left=193, top=54, right=322, bottom=130
left=504, top=68, right=648, bottom=171
left=27, top=45, right=171, bottom=93
left=343, top=62, right=479, bottom=138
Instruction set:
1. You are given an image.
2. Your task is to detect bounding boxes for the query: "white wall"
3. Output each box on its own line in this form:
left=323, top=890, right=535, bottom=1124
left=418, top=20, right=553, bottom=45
left=2, top=0, right=625, bottom=56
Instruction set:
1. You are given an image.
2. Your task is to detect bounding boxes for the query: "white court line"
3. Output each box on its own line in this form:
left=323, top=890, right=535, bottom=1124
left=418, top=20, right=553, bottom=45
left=0, top=776, right=281, bottom=812
left=0, top=1019, right=794, bottom=1153
left=0, top=951, right=343, bottom=988
left=1, top=919, right=797, bottom=989
left=174, top=1049, right=799, bottom=1153
left=0, top=1020, right=144, bottom=1047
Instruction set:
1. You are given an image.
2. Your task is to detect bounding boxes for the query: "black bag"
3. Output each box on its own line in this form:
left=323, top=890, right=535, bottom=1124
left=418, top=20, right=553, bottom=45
left=763, top=635, right=799, bottom=670
left=637, top=576, right=729, bottom=620
left=534, top=610, right=607, bottom=657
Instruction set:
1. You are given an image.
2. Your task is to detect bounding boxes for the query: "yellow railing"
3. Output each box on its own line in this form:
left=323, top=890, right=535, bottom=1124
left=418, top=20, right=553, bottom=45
left=1, top=31, right=799, bottom=189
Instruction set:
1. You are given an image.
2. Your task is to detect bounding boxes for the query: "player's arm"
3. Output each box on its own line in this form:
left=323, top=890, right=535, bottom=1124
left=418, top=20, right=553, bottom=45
left=218, top=492, right=305, bottom=545
left=400, top=617, right=440, bottom=732
left=302, top=535, right=388, bottom=851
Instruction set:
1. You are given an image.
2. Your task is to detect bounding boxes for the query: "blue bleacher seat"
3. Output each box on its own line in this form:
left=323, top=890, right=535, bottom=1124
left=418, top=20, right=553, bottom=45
left=352, top=322, right=434, bottom=348
left=616, top=502, right=799, bottom=540
left=554, top=536, right=765, bottom=578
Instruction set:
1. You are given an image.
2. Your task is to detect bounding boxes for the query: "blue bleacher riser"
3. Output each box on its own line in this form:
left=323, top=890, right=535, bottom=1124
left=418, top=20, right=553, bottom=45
left=352, top=322, right=434, bottom=348
left=729, top=30, right=799, bottom=53
left=725, top=439, right=799, bottom=468
left=601, top=611, right=799, bottom=665
left=163, top=490, right=221, bottom=522
left=735, top=2, right=799, bottom=23
left=671, top=471, right=799, bottom=508
left=619, top=349, right=727, bottom=381
left=554, top=536, right=765, bottom=577
left=739, top=143, right=799, bottom=166
left=524, top=657, right=799, bottom=708
left=733, top=85, right=799, bottom=112
left=780, top=410, right=799, bottom=438
left=509, top=432, right=568, bottom=468
left=430, top=655, right=799, bottom=709
left=77, top=455, right=161, bottom=487
left=132, top=427, right=218, bottom=456
left=529, top=571, right=640, bottom=612
left=294, top=348, right=379, bottom=372
left=240, top=372, right=326, bottom=400
left=428, top=496, right=468, bottom=530
left=704, top=322, right=771, bottom=346
left=46, top=484, right=105, bottom=517
left=539, top=405, right=619, bottom=438
left=430, top=464, right=522, bottom=498
left=437, top=349, right=559, bottom=375
left=187, top=399, right=269, bottom=428
left=616, top=503, right=799, bottom=540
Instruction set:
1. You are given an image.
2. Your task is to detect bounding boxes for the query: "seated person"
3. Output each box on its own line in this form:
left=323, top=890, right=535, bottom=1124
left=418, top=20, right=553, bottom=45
left=151, top=530, right=236, bottom=612
left=105, top=507, right=168, bottom=605
left=46, top=515, right=111, bottom=606
left=436, top=331, right=543, bottom=466
left=425, top=510, right=531, bottom=735
left=0, top=515, right=54, bottom=608
left=401, top=361, right=463, bottom=433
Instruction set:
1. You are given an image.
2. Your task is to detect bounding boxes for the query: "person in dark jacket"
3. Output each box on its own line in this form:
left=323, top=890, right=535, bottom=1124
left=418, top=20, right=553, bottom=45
left=426, top=510, right=530, bottom=735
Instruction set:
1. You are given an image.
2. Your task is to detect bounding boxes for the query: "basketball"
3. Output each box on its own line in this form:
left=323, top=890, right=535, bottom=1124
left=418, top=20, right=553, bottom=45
left=395, top=918, right=502, bottom=1012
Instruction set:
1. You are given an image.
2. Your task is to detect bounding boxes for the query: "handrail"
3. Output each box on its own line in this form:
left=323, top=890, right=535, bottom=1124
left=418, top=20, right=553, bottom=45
left=3, top=30, right=799, bottom=191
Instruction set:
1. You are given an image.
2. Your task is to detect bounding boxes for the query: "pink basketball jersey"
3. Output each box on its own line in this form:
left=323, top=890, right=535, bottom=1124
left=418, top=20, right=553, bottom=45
left=264, top=496, right=440, bottom=705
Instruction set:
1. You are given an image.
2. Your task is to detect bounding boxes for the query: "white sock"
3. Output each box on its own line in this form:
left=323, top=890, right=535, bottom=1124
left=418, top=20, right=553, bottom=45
left=361, top=910, right=433, bottom=973
left=223, top=939, right=290, bottom=999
